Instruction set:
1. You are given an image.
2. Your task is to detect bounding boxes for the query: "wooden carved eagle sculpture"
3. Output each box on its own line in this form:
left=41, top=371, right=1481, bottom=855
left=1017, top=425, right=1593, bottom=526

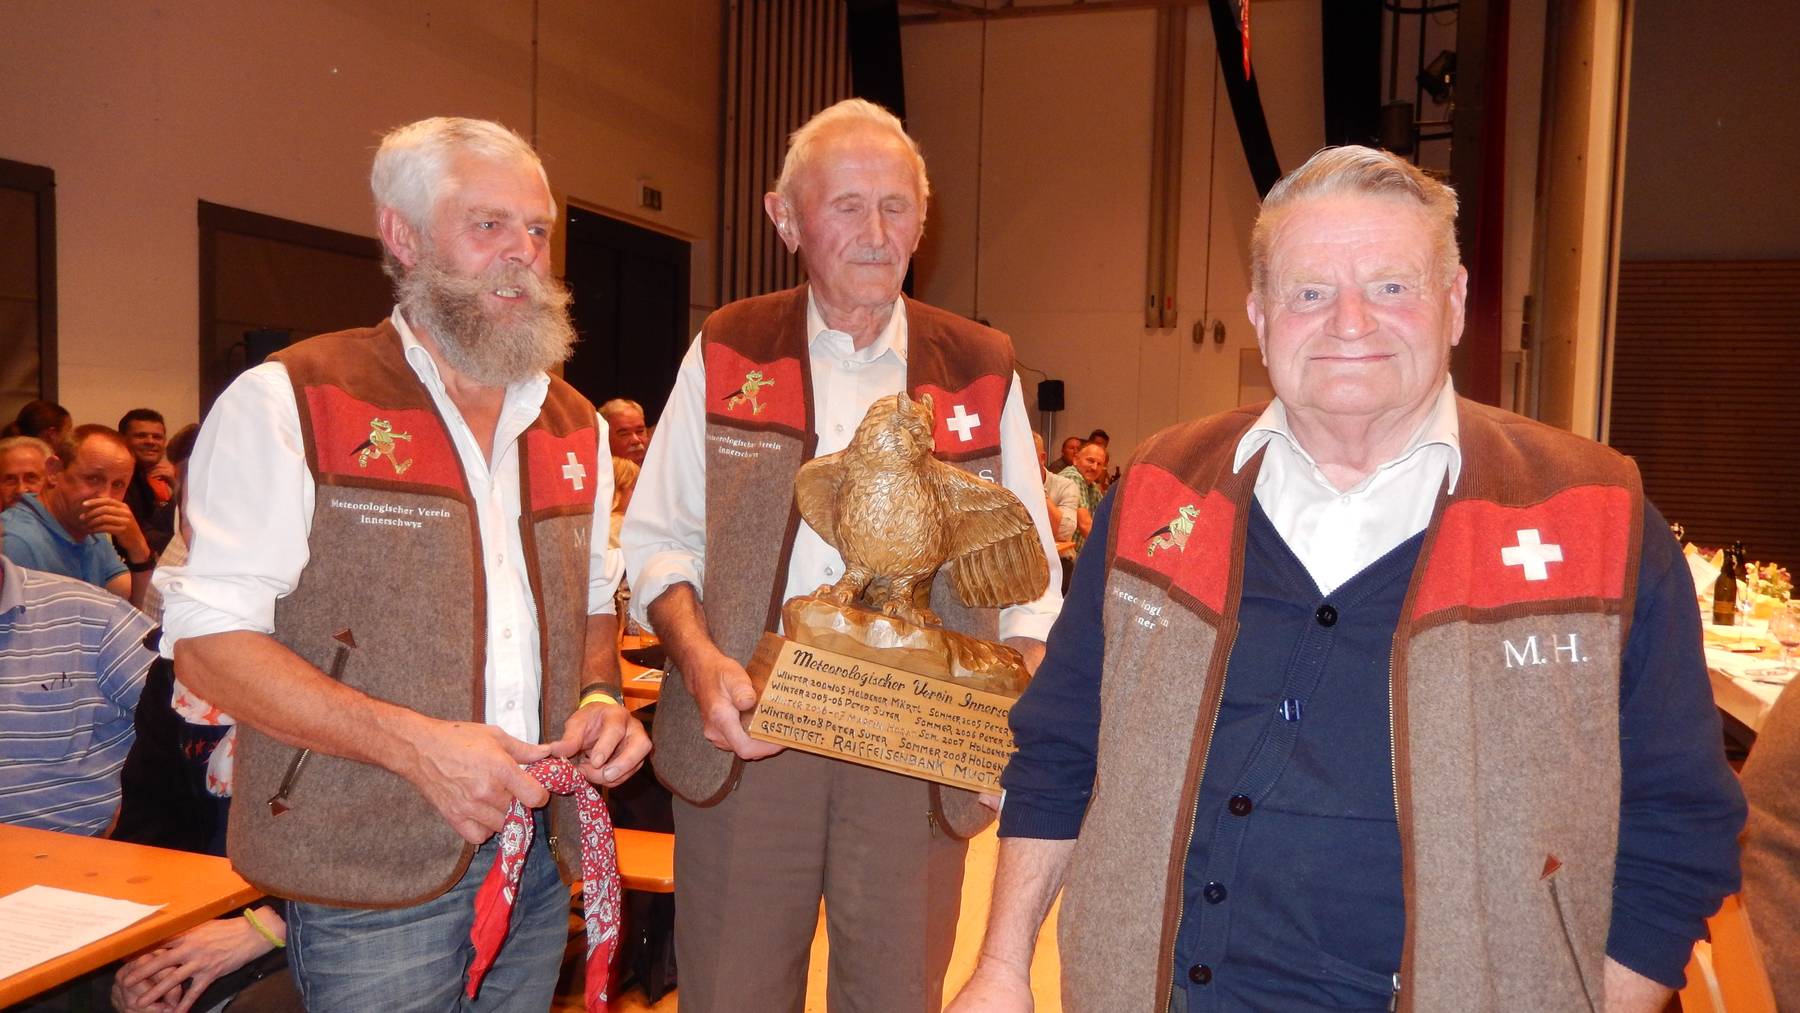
left=795, top=392, right=1050, bottom=629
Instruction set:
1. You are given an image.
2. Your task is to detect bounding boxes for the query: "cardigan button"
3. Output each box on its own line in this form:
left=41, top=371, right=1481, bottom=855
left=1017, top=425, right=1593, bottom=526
left=1203, top=881, right=1227, bottom=904
left=1227, top=794, right=1253, bottom=816
left=1187, top=963, right=1212, bottom=985
left=1315, top=604, right=1338, bottom=627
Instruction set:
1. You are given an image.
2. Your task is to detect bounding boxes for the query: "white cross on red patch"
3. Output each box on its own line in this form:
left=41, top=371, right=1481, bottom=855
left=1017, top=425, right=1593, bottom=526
left=946, top=403, right=982, bottom=442
left=562, top=451, right=587, bottom=491
left=1501, top=528, right=1563, bottom=581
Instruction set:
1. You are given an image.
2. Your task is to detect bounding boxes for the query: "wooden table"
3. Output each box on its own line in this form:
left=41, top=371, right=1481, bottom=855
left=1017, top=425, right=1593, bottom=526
left=1708, top=648, right=1787, bottom=735
left=0, top=826, right=259, bottom=1007
left=1704, top=621, right=1790, bottom=735
left=619, top=634, right=664, bottom=707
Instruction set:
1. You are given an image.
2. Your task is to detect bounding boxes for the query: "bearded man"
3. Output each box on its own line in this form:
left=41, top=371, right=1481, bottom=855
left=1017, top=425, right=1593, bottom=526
left=156, top=117, right=649, bottom=1007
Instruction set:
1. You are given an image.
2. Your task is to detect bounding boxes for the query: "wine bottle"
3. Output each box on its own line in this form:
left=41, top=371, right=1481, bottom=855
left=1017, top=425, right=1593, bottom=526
left=1712, top=547, right=1738, bottom=626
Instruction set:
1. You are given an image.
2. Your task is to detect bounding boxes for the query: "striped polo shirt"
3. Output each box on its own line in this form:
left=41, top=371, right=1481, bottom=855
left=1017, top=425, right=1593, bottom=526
left=0, top=554, right=153, bottom=834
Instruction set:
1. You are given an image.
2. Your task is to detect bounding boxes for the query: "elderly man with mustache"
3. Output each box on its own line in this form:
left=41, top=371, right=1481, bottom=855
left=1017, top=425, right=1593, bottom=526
left=623, top=98, right=1063, bottom=1012
left=155, top=117, right=648, bottom=1008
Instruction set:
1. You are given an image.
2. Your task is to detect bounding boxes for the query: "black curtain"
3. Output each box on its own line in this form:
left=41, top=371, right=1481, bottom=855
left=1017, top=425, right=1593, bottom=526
left=1321, top=0, right=1384, bottom=148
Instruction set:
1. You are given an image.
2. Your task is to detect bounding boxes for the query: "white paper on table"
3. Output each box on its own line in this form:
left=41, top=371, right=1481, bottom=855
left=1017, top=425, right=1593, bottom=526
left=0, top=885, right=163, bottom=980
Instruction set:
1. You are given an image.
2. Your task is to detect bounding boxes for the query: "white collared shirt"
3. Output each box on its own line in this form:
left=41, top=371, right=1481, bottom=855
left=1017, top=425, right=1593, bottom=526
left=155, top=307, right=620, bottom=743
left=622, top=291, right=1063, bottom=642
left=1233, top=381, right=1463, bottom=595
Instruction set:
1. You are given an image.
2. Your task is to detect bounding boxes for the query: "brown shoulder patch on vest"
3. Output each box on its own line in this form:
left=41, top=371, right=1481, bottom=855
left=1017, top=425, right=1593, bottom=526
left=700, top=285, right=808, bottom=363
left=903, top=299, right=1015, bottom=396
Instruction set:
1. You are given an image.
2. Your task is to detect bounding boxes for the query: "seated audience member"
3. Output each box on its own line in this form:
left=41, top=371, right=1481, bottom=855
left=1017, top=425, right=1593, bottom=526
left=1036, top=433, right=1079, bottom=592
left=1086, top=428, right=1118, bottom=488
left=602, top=397, right=650, bottom=466
left=0, top=434, right=53, bottom=509
left=1741, top=678, right=1800, bottom=1009
left=1047, top=435, right=1083, bottom=475
left=142, top=424, right=201, bottom=620
left=1, top=425, right=153, bottom=605
left=110, top=902, right=293, bottom=1013
left=112, top=658, right=296, bottom=1013
left=0, top=546, right=155, bottom=834
left=611, top=455, right=640, bottom=550
left=117, top=417, right=300, bottom=1011
left=5, top=399, right=72, bottom=446
left=118, top=408, right=176, bottom=550
left=1056, top=440, right=1107, bottom=552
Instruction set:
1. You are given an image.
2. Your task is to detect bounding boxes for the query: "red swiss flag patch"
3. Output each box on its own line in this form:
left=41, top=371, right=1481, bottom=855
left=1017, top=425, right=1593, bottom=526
left=1411, top=484, right=1633, bottom=619
left=305, top=386, right=463, bottom=494
left=524, top=426, right=599, bottom=513
left=914, top=374, right=1007, bottom=458
left=1115, top=464, right=1236, bottom=614
left=704, top=343, right=806, bottom=432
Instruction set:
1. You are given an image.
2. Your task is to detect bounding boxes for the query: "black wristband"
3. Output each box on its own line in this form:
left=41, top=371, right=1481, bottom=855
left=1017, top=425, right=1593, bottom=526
left=124, top=553, right=156, bottom=573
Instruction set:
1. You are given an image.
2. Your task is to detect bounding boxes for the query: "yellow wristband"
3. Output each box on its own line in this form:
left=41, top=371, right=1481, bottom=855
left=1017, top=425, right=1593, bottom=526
left=578, top=687, right=623, bottom=710
left=243, top=907, right=284, bottom=948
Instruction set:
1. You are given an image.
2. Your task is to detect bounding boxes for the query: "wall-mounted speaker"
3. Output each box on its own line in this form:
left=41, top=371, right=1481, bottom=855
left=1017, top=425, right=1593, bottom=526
left=1037, top=380, right=1065, bottom=413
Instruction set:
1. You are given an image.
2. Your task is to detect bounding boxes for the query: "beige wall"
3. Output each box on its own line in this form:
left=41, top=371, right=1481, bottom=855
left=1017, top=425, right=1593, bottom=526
left=902, top=1, right=1326, bottom=460
left=0, top=0, right=721, bottom=431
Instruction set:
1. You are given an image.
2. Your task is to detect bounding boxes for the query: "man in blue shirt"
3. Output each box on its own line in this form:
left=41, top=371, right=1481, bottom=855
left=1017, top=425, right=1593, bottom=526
left=1, top=425, right=153, bottom=606
left=0, top=549, right=155, bottom=834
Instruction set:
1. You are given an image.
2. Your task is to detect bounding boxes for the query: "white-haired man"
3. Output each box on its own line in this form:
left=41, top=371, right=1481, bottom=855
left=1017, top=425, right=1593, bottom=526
left=950, top=146, right=1744, bottom=1012
left=599, top=396, right=649, bottom=465
left=0, top=434, right=52, bottom=510
left=622, top=98, right=1063, bottom=1011
left=156, top=117, right=649, bottom=1008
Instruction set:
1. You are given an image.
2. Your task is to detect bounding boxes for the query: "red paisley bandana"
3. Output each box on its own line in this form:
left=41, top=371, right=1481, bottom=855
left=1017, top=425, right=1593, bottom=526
left=466, top=758, right=621, bottom=1011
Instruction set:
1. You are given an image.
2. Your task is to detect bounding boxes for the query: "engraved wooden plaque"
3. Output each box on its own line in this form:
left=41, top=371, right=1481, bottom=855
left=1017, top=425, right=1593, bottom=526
left=745, top=634, right=1017, bottom=794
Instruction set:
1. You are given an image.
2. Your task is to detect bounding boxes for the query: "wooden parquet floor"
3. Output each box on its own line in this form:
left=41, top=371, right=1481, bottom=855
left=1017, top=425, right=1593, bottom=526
left=554, top=825, right=1063, bottom=1011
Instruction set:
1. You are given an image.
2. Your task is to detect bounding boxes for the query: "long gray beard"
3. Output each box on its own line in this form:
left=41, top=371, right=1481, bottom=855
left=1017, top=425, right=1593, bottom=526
left=397, top=254, right=578, bottom=387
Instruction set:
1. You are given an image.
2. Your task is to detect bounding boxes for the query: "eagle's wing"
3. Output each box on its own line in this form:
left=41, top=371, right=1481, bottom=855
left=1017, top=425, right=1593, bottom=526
left=794, top=451, right=847, bottom=550
left=928, top=460, right=1051, bottom=608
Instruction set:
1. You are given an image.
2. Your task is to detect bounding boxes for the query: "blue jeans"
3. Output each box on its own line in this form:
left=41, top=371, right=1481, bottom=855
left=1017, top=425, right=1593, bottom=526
left=286, top=817, right=568, bottom=1012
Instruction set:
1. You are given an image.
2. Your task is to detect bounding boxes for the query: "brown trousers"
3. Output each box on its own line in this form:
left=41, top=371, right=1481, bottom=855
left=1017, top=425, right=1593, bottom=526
left=671, top=749, right=969, bottom=1013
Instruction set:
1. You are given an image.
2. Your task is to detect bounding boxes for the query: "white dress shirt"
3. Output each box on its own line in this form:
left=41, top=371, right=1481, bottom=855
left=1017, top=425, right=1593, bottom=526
left=622, top=291, right=1063, bottom=643
left=1233, top=381, right=1463, bottom=596
left=1043, top=469, right=1081, bottom=552
left=155, top=307, right=620, bottom=743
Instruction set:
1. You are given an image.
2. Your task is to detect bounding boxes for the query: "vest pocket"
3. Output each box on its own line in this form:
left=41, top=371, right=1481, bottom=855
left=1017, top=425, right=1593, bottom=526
left=1543, top=862, right=1600, bottom=1013
left=264, top=745, right=315, bottom=816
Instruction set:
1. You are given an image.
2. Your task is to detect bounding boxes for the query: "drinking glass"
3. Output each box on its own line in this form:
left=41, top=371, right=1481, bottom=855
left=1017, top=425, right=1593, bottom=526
left=1770, top=604, right=1800, bottom=677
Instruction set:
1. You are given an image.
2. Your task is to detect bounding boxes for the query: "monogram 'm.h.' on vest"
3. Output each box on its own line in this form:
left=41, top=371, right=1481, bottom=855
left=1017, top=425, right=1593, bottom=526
left=1061, top=398, right=1642, bottom=1012
left=650, top=285, right=1018, bottom=838
left=228, top=321, right=599, bottom=907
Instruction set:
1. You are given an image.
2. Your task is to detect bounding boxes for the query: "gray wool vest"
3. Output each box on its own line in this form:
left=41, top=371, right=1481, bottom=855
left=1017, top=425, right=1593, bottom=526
left=1058, top=398, right=1643, bottom=1012
left=650, top=285, right=1019, bottom=838
left=225, top=321, right=599, bottom=908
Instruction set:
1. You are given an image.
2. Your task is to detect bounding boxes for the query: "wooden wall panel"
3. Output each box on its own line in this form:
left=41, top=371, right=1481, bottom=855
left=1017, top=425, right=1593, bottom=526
left=1609, top=260, right=1800, bottom=571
